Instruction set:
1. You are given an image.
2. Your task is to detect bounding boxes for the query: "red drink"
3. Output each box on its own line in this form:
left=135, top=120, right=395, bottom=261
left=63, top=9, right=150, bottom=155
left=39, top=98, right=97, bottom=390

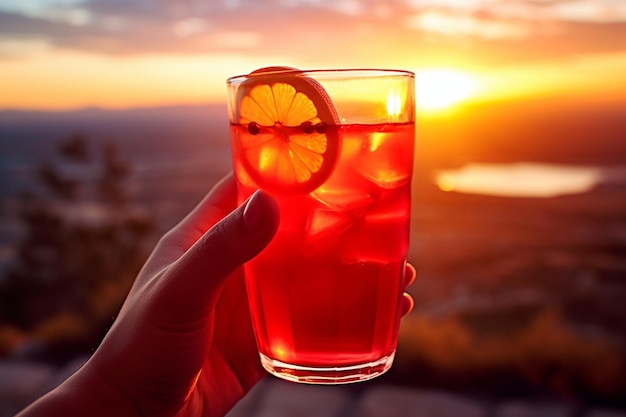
left=231, top=122, right=414, bottom=383
left=227, top=68, right=415, bottom=384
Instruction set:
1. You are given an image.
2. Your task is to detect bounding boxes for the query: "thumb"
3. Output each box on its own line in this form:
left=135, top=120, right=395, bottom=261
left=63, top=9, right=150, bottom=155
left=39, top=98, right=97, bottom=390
left=160, top=190, right=279, bottom=310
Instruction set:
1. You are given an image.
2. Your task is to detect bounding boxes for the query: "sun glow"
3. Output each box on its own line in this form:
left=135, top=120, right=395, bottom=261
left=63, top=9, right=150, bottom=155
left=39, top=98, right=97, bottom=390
left=414, top=69, right=478, bottom=111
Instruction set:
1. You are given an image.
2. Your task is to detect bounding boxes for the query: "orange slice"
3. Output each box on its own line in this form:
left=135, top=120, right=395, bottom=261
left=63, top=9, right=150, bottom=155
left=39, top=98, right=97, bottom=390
left=234, top=67, right=341, bottom=194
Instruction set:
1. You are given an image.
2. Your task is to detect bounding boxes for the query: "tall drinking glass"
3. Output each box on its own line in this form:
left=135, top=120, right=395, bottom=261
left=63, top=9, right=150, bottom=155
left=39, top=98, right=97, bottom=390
left=227, top=68, right=415, bottom=384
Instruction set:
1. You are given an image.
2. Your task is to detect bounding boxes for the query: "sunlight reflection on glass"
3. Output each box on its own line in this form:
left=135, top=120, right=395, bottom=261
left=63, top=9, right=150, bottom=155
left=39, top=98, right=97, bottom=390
left=386, top=90, right=402, bottom=118
left=435, top=162, right=608, bottom=198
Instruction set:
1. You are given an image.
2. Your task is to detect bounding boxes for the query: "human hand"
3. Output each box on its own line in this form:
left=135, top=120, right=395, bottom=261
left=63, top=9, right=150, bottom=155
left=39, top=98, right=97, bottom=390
left=18, top=173, right=279, bottom=417
left=18, top=172, right=416, bottom=417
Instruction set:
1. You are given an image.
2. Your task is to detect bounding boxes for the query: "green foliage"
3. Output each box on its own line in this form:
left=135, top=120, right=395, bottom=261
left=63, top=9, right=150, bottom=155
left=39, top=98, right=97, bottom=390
left=0, top=134, right=154, bottom=360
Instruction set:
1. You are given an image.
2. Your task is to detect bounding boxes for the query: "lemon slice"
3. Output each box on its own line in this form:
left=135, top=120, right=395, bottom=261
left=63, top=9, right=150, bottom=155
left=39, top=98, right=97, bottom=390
left=234, top=67, right=341, bottom=194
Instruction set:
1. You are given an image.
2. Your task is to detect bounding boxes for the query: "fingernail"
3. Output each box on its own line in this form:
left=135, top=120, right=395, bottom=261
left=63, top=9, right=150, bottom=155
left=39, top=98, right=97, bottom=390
left=243, top=190, right=265, bottom=231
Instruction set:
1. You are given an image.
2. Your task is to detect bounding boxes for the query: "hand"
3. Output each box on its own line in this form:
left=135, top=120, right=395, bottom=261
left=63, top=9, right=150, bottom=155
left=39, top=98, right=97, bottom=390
left=18, top=172, right=415, bottom=417
left=18, top=173, right=280, bottom=417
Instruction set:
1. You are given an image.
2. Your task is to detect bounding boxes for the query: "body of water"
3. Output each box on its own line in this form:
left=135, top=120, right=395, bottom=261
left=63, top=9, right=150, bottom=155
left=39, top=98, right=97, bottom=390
left=435, top=162, right=626, bottom=198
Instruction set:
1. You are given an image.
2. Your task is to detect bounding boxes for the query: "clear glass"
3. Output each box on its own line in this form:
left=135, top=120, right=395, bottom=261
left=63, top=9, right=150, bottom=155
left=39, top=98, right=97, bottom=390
left=227, top=68, right=415, bottom=384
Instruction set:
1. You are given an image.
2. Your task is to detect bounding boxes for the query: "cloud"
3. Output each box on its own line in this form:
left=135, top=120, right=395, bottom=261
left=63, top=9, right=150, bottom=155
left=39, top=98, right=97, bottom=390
left=544, top=0, right=626, bottom=23
left=407, top=0, right=626, bottom=23
left=0, top=38, right=52, bottom=59
left=172, top=17, right=211, bottom=38
left=0, top=0, right=625, bottom=65
left=212, top=31, right=260, bottom=49
left=406, top=10, right=532, bottom=40
left=0, top=1, right=370, bottom=56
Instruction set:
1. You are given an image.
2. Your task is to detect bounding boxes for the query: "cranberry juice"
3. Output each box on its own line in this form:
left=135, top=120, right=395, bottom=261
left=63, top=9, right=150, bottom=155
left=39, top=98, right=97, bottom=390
left=231, top=122, right=414, bottom=383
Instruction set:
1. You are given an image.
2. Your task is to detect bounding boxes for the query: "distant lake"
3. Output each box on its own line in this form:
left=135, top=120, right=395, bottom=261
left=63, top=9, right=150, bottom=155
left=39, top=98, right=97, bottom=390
left=434, top=162, right=626, bottom=198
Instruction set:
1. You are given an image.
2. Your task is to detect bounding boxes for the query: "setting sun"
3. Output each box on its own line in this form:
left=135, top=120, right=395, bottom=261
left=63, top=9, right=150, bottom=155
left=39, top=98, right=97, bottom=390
left=414, top=69, right=478, bottom=111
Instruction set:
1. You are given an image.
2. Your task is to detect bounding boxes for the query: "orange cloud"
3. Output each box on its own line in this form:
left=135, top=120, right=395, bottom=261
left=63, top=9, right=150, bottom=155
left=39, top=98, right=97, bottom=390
left=1, top=0, right=625, bottom=109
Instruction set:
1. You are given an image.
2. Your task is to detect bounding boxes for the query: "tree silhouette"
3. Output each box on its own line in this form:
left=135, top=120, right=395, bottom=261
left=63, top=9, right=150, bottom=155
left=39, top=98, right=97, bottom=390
left=0, top=134, right=154, bottom=361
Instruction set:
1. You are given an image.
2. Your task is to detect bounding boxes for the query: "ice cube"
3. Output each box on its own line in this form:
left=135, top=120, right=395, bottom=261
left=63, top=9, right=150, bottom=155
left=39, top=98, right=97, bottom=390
left=337, top=213, right=409, bottom=264
left=364, top=185, right=410, bottom=223
left=353, top=131, right=412, bottom=189
left=311, top=166, right=376, bottom=211
left=359, top=168, right=411, bottom=190
left=308, top=209, right=352, bottom=239
left=311, top=184, right=374, bottom=211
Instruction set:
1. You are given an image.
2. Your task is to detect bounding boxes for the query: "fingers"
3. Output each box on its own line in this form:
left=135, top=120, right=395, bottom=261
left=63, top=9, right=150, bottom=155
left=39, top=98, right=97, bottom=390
left=175, top=172, right=239, bottom=238
left=400, top=262, right=416, bottom=316
left=400, top=292, right=414, bottom=317
left=142, top=174, right=245, bottom=275
left=404, top=262, right=416, bottom=287
left=158, top=190, right=280, bottom=314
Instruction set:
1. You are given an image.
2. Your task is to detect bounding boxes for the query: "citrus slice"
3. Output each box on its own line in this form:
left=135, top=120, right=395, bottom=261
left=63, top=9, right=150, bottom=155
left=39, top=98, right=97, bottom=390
left=234, top=67, right=341, bottom=194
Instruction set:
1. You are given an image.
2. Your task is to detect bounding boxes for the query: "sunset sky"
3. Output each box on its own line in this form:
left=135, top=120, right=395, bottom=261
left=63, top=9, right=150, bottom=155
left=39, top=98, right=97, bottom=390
left=1, top=0, right=625, bottom=110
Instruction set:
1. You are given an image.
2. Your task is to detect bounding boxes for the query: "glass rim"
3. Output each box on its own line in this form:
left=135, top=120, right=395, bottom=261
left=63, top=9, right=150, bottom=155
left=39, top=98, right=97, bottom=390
left=227, top=68, right=415, bottom=84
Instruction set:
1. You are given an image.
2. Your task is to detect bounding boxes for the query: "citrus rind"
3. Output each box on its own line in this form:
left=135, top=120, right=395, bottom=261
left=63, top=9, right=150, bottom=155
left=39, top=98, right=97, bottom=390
left=234, top=67, right=341, bottom=194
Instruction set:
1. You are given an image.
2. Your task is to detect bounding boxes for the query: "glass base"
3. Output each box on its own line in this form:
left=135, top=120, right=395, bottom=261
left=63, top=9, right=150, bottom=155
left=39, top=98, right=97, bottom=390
left=259, top=352, right=395, bottom=385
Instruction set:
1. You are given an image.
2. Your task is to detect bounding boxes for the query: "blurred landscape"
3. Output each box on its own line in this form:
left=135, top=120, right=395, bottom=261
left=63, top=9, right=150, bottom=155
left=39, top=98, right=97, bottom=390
left=2, top=0, right=626, bottom=415
left=1, top=97, right=625, bottom=411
